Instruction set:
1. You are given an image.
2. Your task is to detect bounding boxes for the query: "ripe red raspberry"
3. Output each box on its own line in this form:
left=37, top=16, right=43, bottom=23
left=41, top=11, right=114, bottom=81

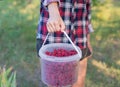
left=45, top=48, right=77, bottom=57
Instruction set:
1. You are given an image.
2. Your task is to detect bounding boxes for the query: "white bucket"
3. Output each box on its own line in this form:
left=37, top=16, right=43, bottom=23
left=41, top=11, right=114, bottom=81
left=39, top=31, right=82, bottom=87
left=39, top=43, right=82, bottom=87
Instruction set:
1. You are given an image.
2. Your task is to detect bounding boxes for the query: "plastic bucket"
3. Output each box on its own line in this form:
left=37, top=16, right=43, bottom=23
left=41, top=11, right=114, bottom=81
left=39, top=43, right=82, bottom=87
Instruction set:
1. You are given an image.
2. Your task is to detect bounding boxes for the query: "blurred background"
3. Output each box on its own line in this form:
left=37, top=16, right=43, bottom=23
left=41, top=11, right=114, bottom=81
left=0, top=0, right=120, bottom=87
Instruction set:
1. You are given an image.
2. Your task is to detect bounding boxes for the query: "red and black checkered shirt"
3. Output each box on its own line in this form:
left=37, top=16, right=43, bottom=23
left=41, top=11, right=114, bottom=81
left=37, top=0, right=94, bottom=49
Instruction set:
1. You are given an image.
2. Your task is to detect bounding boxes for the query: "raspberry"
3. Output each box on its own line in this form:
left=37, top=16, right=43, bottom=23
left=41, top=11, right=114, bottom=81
left=42, top=60, right=78, bottom=86
left=45, top=51, right=50, bottom=55
left=45, top=48, right=77, bottom=57
left=43, top=48, right=78, bottom=86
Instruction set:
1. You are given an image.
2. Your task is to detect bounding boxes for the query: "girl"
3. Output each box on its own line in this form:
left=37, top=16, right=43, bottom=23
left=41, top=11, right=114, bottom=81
left=37, top=0, right=94, bottom=87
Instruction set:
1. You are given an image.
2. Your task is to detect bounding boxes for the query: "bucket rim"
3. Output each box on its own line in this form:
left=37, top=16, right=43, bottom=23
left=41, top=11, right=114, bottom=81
left=39, top=43, right=82, bottom=62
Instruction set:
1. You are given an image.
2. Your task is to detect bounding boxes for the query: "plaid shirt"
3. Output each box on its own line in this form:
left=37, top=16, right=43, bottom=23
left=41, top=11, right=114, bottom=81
left=37, top=0, right=94, bottom=49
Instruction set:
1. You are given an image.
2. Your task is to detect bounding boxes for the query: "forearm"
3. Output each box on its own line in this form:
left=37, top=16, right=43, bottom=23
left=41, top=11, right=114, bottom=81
left=48, top=2, right=60, bottom=17
left=87, top=33, right=90, bottom=42
left=46, top=1, right=65, bottom=32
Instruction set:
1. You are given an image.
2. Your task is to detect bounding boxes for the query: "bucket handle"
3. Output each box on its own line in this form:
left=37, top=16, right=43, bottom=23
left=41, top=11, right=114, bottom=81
left=42, top=31, right=82, bottom=58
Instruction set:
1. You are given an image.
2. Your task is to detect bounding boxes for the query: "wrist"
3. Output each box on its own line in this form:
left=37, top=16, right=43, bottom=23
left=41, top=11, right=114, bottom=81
left=48, top=2, right=60, bottom=17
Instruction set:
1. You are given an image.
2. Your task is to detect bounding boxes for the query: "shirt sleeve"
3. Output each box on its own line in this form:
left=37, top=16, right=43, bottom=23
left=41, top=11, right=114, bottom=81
left=86, top=0, right=94, bottom=33
left=43, top=0, right=61, bottom=7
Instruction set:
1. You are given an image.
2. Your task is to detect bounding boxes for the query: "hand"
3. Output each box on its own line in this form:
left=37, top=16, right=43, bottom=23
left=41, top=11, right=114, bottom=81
left=47, top=14, right=65, bottom=32
left=47, top=2, right=65, bottom=32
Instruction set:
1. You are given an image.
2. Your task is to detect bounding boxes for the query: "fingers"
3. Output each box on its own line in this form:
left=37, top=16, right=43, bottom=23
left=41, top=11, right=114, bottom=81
left=47, top=21, right=61, bottom=32
left=47, top=22, right=54, bottom=32
left=60, top=21, right=65, bottom=32
left=46, top=17, right=65, bottom=32
left=54, top=22, right=61, bottom=31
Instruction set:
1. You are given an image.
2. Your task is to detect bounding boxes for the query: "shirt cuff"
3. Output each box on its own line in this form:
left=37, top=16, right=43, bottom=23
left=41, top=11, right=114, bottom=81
left=88, top=24, right=94, bottom=33
left=43, top=0, right=61, bottom=7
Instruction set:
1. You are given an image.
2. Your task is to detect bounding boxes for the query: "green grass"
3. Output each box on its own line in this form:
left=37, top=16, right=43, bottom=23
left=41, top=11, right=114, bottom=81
left=86, top=0, right=120, bottom=87
left=0, top=0, right=120, bottom=87
left=0, top=66, right=16, bottom=87
left=0, top=0, right=40, bottom=87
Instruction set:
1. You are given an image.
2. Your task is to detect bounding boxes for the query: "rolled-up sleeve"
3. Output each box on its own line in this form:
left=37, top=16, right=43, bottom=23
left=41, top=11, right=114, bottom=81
left=43, top=0, right=61, bottom=7
left=86, top=0, right=94, bottom=33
